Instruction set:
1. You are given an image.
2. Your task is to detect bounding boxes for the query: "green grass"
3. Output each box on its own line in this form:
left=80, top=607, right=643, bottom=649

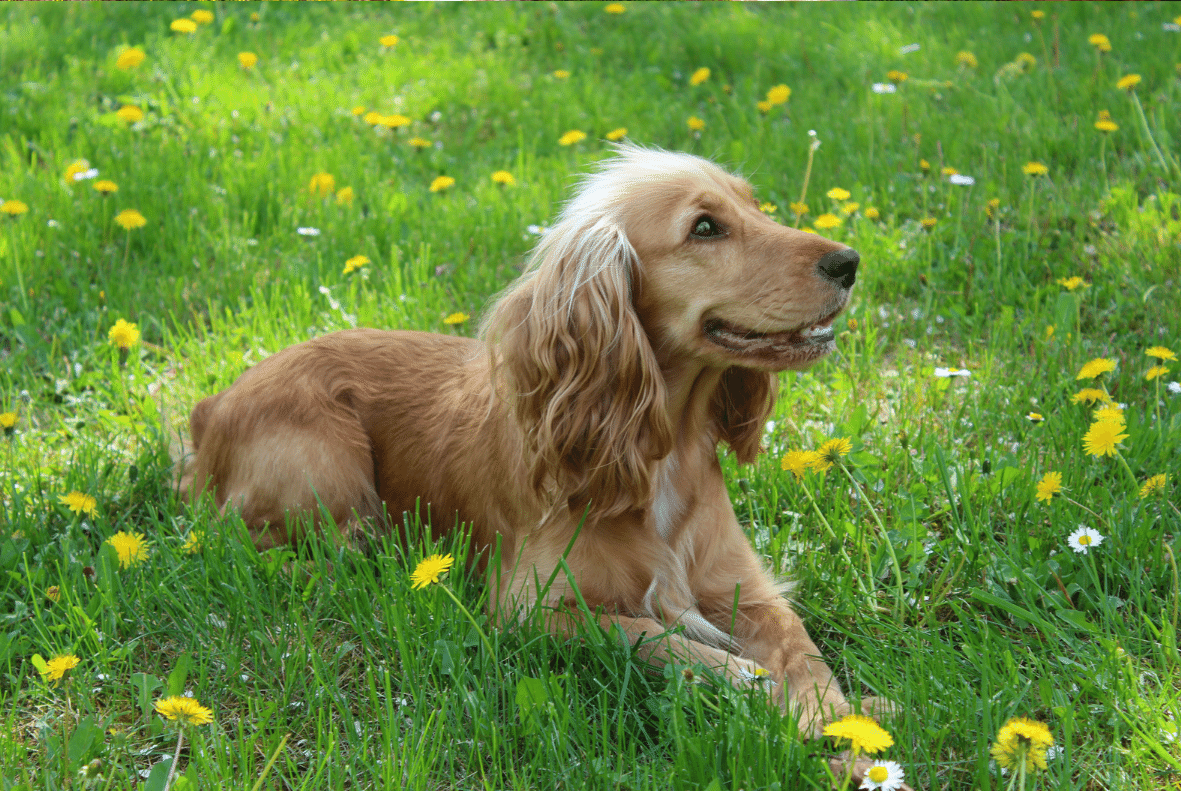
left=2, top=2, right=1180, bottom=789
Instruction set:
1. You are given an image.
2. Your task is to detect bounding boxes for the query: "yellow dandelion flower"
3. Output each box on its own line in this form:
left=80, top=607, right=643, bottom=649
left=605, top=3, right=625, bottom=13
left=1076, top=357, right=1116, bottom=380
left=606, top=127, right=628, bottom=141
left=335, top=186, right=354, bottom=206
left=1146, top=346, right=1176, bottom=362
left=690, top=67, right=711, bottom=86
left=108, top=318, right=140, bottom=349
left=93, top=180, right=118, bottom=195
left=42, top=654, right=80, bottom=684
left=822, top=714, right=894, bottom=755
left=814, top=213, right=841, bottom=230
left=409, top=137, right=432, bottom=149
left=789, top=202, right=809, bottom=216
left=1095, top=118, right=1118, bottom=132
left=765, top=84, right=791, bottom=105
left=1082, top=420, right=1128, bottom=457
left=687, top=116, right=705, bottom=131
left=558, top=130, right=586, bottom=146
left=986, top=198, right=1001, bottom=218
left=1035, top=471, right=1062, bottom=502
left=1116, top=74, right=1141, bottom=91
left=63, top=159, right=90, bottom=183
left=1093, top=405, right=1125, bottom=426
left=781, top=450, right=820, bottom=480
left=443, top=312, right=469, bottom=325
left=1071, top=388, right=1112, bottom=405
left=756, top=100, right=773, bottom=113
left=59, top=491, right=97, bottom=517
left=826, top=188, right=851, bottom=201
left=115, top=209, right=146, bottom=230
left=116, top=106, right=144, bottom=123
left=1023, top=162, right=1048, bottom=176
left=182, top=530, right=205, bottom=554
left=342, top=255, right=370, bottom=275
left=1056, top=276, right=1087, bottom=291
left=956, top=51, right=978, bottom=68
left=351, top=106, right=367, bottom=116
left=191, top=9, right=214, bottom=25
left=919, top=159, right=931, bottom=172
left=840, top=202, right=860, bottom=215
left=363, top=111, right=383, bottom=126
left=170, top=19, right=197, bottom=34
left=553, top=69, right=571, bottom=80
left=491, top=170, right=515, bottom=186
left=411, top=553, right=454, bottom=589
left=116, top=47, right=146, bottom=70
left=430, top=176, right=455, bottom=193
left=380, top=35, right=399, bottom=48
left=0, top=412, right=17, bottom=430
left=107, top=531, right=150, bottom=569
left=864, top=207, right=880, bottom=220
left=238, top=52, right=258, bottom=69
left=815, top=437, right=853, bottom=471
left=920, top=217, right=938, bottom=229
left=886, top=70, right=908, bottom=83
left=308, top=172, right=335, bottom=197
left=1146, top=365, right=1169, bottom=381
left=1088, top=33, right=1112, bottom=52
left=1031, top=10, right=1045, bottom=20
left=941, top=167, right=959, bottom=177
left=1016, top=53, right=1037, bottom=70
left=1139, top=474, right=1167, bottom=499
left=760, top=203, right=777, bottom=214
left=1, top=199, right=29, bottom=216
left=155, top=696, right=214, bottom=726
left=990, top=717, right=1053, bottom=773
left=379, top=114, right=410, bottom=128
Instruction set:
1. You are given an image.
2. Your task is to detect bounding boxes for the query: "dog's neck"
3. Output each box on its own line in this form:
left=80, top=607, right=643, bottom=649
left=659, top=356, right=728, bottom=451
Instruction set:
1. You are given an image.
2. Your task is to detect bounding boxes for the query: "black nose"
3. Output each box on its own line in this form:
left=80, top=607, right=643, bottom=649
left=816, top=248, right=859, bottom=289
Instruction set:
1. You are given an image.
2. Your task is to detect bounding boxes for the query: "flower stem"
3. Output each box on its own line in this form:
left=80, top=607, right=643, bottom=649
left=1114, top=450, right=1140, bottom=491
left=163, top=725, right=184, bottom=791
left=437, top=583, right=504, bottom=686
left=1129, top=90, right=1174, bottom=176
left=7, top=227, right=28, bottom=314
left=839, top=463, right=906, bottom=621
left=798, top=479, right=869, bottom=598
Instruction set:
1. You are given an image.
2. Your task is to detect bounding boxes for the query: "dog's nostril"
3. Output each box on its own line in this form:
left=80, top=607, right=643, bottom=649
left=816, top=248, right=859, bottom=288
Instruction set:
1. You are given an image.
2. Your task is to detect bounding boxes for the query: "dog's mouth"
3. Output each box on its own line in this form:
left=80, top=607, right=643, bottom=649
left=703, top=311, right=840, bottom=366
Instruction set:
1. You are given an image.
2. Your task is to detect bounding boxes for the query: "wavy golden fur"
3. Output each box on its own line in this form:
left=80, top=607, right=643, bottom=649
left=180, top=144, right=895, bottom=769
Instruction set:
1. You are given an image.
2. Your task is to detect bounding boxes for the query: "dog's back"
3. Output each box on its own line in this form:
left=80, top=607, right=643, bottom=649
left=180, top=328, right=502, bottom=548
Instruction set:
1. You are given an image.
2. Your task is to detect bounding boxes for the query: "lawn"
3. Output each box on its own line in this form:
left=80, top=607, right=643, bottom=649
left=1, top=2, right=1180, bottom=789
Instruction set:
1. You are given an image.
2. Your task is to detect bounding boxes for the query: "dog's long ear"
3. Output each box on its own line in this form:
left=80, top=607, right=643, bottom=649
left=484, top=217, right=672, bottom=518
left=711, top=368, right=777, bottom=464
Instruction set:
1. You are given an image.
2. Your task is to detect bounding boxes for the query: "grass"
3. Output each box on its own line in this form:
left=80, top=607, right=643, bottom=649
left=1, top=2, right=1180, bottom=789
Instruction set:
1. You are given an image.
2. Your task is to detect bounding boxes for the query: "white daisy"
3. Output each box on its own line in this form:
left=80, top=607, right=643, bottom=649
left=1067, top=525, right=1104, bottom=555
left=949, top=174, right=976, bottom=186
left=296, top=226, right=320, bottom=237
left=860, top=759, right=906, bottom=790
left=1168, top=381, right=1181, bottom=395
left=872, top=83, right=897, bottom=94
left=934, top=367, right=971, bottom=378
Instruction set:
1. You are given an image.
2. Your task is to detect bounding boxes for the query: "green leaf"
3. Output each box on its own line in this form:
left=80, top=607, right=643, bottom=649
left=167, top=652, right=191, bottom=697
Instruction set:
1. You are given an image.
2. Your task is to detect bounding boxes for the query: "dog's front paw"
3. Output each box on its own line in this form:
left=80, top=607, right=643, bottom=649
left=790, top=689, right=855, bottom=740
left=827, top=751, right=914, bottom=790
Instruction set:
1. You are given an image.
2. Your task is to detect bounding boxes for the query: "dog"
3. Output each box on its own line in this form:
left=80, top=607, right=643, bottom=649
left=181, top=143, right=888, bottom=757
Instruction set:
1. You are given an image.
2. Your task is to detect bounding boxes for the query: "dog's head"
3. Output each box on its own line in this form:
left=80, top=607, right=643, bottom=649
left=484, top=144, right=859, bottom=516
left=572, top=143, right=858, bottom=373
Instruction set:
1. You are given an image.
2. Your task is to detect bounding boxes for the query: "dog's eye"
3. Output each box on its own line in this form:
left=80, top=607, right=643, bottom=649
left=691, top=216, right=723, bottom=238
